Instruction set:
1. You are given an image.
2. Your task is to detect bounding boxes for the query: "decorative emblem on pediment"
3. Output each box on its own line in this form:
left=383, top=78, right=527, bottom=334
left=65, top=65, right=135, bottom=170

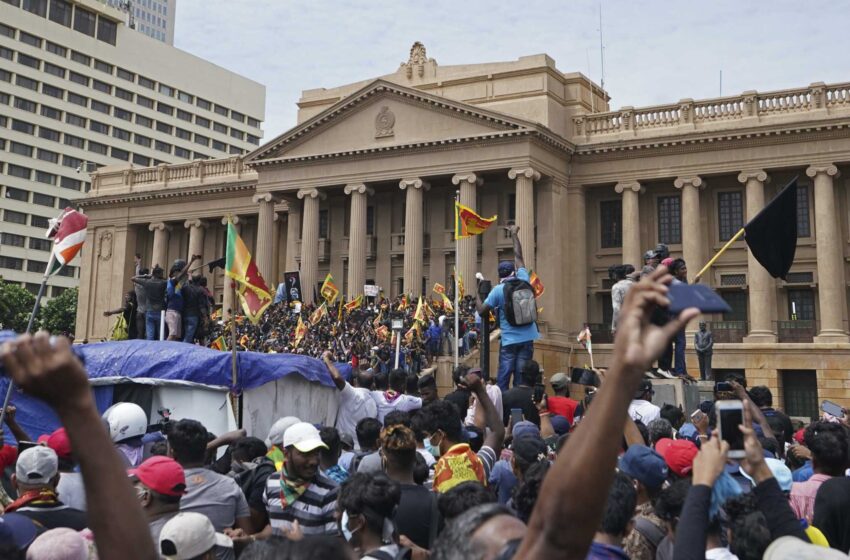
left=400, top=41, right=436, bottom=79
left=375, top=106, right=396, bottom=138
left=97, top=230, right=113, bottom=261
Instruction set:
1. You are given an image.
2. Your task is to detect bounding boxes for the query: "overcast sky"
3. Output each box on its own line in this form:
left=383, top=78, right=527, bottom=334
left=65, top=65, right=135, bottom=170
left=174, top=0, right=850, bottom=140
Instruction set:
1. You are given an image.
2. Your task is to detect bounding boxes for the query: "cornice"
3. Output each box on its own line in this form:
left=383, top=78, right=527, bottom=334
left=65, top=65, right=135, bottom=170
left=78, top=181, right=256, bottom=208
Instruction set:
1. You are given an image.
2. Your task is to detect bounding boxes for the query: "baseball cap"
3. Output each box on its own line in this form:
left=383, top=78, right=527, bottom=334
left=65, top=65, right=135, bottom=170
left=339, top=432, right=354, bottom=450
left=655, top=438, right=698, bottom=477
left=550, top=372, right=569, bottom=390
left=763, top=536, right=849, bottom=560
left=512, top=421, right=540, bottom=441
left=26, top=528, right=90, bottom=560
left=37, top=427, right=72, bottom=459
left=159, top=512, right=232, bottom=560
left=128, top=456, right=187, bottom=497
left=498, top=261, right=515, bottom=277
left=550, top=415, right=571, bottom=435
left=634, top=380, right=654, bottom=399
left=660, top=257, right=675, bottom=268
left=619, top=445, right=668, bottom=490
left=793, top=428, right=806, bottom=445
left=739, top=458, right=793, bottom=492
left=512, top=436, right=548, bottom=465
left=266, top=416, right=301, bottom=447
left=16, top=445, right=58, bottom=485
left=0, top=513, right=39, bottom=550
left=283, top=422, right=328, bottom=453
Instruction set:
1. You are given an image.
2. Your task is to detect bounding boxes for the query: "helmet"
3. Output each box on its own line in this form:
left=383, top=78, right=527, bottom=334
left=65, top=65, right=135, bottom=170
left=643, top=250, right=657, bottom=262
left=654, top=244, right=670, bottom=260
left=102, top=402, right=148, bottom=443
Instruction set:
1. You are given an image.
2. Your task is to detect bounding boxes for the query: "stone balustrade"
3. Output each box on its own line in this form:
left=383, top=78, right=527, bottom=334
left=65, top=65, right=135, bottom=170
left=89, top=156, right=255, bottom=194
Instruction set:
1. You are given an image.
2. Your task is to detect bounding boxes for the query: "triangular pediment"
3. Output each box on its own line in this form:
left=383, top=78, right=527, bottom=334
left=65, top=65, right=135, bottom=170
left=247, top=80, right=541, bottom=163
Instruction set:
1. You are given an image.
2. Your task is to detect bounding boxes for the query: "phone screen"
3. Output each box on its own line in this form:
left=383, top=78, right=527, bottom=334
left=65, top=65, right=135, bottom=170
left=822, top=400, right=845, bottom=418
left=719, top=407, right=745, bottom=450
left=511, top=408, right=524, bottom=426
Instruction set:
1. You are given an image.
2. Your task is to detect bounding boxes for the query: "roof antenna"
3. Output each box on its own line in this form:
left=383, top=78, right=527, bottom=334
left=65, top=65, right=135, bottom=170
left=719, top=70, right=723, bottom=97
left=586, top=49, right=595, bottom=113
left=599, top=2, right=605, bottom=96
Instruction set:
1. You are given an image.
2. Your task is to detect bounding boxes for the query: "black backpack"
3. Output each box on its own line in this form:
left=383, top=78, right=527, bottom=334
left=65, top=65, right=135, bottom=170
left=503, top=279, right=537, bottom=327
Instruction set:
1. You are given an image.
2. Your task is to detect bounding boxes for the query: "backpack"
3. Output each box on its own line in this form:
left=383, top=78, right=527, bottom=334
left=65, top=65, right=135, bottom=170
left=634, top=516, right=667, bottom=550
left=503, top=279, right=537, bottom=327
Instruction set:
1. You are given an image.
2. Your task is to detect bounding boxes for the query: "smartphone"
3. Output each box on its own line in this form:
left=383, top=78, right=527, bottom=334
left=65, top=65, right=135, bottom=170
left=668, top=283, right=733, bottom=315
left=690, top=409, right=705, bottom=424
left=533, top=384, right=545, bottom=403
left=510, top=408, right=524, bottom=426
left=17, top=441, right=40, bottom=453
left=821, top=400, right=846, bottom=418
left=716, top=400, right=746, bottom=459
left=715, top=381, right=733, bottom=393
left=570, top=367, right=600, bottom=387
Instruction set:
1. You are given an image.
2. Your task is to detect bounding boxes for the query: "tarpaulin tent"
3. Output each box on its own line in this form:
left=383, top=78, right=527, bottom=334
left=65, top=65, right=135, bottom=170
left=0, top=331, right=351, bottom=442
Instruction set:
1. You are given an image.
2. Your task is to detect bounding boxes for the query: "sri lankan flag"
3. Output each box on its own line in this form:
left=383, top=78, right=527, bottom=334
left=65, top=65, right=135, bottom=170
left=529, top=270, right=545, bottom=297
left=345, top=294, right=363, bottom=312
left=293, top=315, right=308, bottom=348
left=209, top=335, right=226, bottom=351
left=432, top=283, right=453, bottom=312
left=225, top=219, right=272, bottom=324
left=455, top=201, right=497, bottom=239
left=397, top=294, right=408, bottom=311
left=309, top=302, right=328, bottom=325
left=413, top=296, right=426, bottom=324
left=46, top=208, right=88, bottom=276
left=320, top=273, right=340, bottom=304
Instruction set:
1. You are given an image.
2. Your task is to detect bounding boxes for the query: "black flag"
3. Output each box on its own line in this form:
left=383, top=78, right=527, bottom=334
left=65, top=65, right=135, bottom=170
left=743, top=177, right=798, bottom=279
left=207, top=256, right=226, bottom=273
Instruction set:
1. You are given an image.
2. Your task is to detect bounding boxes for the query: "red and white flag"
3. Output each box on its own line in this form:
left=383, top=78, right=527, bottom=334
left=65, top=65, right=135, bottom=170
left=46, top=208, right=88, bottom=276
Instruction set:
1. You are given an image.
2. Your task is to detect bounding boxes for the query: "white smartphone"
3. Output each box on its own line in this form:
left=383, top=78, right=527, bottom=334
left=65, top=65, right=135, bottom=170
left=716, top=400, right=746, bottom=459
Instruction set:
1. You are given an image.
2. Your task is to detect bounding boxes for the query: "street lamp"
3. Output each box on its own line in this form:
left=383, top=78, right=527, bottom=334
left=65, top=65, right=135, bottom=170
left=391, top=313, right=404, bottom=369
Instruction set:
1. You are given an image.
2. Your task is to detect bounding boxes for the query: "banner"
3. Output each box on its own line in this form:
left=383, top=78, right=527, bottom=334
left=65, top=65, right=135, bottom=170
left=283, top=271, right=303, bottom=303
left=364, top=284, right=380, bottom=297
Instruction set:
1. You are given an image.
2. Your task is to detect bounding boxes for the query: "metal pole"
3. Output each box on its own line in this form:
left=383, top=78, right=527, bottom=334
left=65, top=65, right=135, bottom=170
left=394, top=329, right=401, bottom=369
left=480, top=305, right=490, bottom=378
left=454, top=193, right=460, bottom=369
left=159, top=310, right=166, bottom=341
left=230, top=283, right=241, bottom=429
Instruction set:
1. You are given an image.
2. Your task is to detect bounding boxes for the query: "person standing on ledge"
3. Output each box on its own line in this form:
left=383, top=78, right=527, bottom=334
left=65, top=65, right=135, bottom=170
left=476, top=224, right=540, bottom=391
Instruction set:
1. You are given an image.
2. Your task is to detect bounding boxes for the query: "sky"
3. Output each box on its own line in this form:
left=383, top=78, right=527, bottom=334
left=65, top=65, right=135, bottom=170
left=174, top=0, right=850, bottom=140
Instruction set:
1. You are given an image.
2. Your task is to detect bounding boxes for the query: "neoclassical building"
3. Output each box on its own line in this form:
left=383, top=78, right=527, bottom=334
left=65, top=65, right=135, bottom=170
left=76, top=43, right=850, bottom=414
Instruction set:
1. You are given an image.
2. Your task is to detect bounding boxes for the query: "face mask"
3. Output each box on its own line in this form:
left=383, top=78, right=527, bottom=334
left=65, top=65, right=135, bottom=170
left=425, top=434, right=442, bottom=458
left=340, top=510, right=360, bottom=543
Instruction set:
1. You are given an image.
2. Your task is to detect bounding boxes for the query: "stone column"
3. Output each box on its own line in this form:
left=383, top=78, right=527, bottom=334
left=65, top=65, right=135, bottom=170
left=565, top=185, right=587, bottom=333
left=673, top=176, right=705, bottom=283
left=298, top=188, right=324, bottom=304
left=253, top=193, right=277, bottom=284
left=508, top=167, right=540, bottom=270
left=220, top=216, right=241, bottom=319
left=807, top=164, right=849, bottom=341
left=184, top=219, right=206, bottom=263
left=148, top=222, right=170, bottom=271
left=400, top=178, right=430, bottom=295
left=615, top=181, right=643, bottom=268
left=285, top=204, right=301, bottom=272
left=739, top=170, right=777, bottom=342
left=345, top=183, right=373, bottom=298
left=451, top=172, right=482, bottom=293
left=536, top=178, right=565, bottom=333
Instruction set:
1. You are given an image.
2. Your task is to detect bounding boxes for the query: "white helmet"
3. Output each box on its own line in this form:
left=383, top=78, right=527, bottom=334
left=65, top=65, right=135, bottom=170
left=102, top=402, right=148, bottom=443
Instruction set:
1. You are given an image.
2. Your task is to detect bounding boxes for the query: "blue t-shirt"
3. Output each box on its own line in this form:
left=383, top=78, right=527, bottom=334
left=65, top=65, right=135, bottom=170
left=484, top=267, right=540, bottom=346
left=489, top=459, right=518, bottom=504
left=166, top=278, right=184, bottom=312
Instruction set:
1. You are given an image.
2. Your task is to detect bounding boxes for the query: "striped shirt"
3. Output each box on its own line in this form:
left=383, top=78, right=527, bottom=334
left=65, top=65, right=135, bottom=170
left=263, top=471, right=339, bottom=536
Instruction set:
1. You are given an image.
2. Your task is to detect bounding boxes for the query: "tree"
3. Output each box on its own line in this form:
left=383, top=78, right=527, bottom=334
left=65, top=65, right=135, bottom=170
left=0, top=281, right=36, bottom=333
left=39, top=287, right=78, bottom=337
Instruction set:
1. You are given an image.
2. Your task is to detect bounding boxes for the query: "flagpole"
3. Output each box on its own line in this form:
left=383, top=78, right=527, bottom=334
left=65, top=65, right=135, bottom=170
left=693, top=227, right=745, bottom=282
left=230, top=283, right=241, bottom=429
left=0, top=251, right=56, bottom=428
left=454, top=191, right=460, bottom=370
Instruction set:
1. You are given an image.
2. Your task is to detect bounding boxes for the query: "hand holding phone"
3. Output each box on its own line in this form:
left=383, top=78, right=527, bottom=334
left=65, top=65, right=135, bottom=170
left=668, top=283, right=732, bottom=315
left=510, top=408, right=524, bottom=427
left=821, top=400, right=846, bottom=419
left=716, top=400, right=745, bottom=459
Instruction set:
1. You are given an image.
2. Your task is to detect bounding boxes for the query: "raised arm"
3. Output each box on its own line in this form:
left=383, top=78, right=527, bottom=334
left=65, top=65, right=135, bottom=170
left=515, top=269, right=699, bottom=560
left=506, top=224, right=525, bottom=271
left=322, top=351, right=346, bottom=391
left=3, top=406, right=30, bottom=443
left=466, top=371, right=505, bottom=456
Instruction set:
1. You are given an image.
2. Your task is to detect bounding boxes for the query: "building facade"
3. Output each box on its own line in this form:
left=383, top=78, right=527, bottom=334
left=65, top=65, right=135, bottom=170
left=76, top=43, right=850, bottom=414
left=0, top=0, right=264, bottom=296
left=102, top=0, right=177, bottom=44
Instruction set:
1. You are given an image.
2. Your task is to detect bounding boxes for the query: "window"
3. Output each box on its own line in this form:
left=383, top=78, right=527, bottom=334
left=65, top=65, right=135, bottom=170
left=39, top=127, right=60, bottom=142
left=57, top=265, right=75, bottom=277
left=48, top=0, right=72, bottom=26
left=17, top=53, right=40, bottom=69
left=657, top=195, right=682, bottom=245
left=230, top=129, right=244, bottom=141
left=112, top=127, right=130, bottom=141
left=781, top=371, right=818, bottom=421
left=19, top=31, right=43, bottom=46
left=96, top=18, right=117, bottom=45
left=4, top=187, right=27, bottom=201
left=174, top=146, right=190, bottom=158
left=247, top=134, right=260, bottom=145
left=115, top=87, right=134, bottom=101
left=717, top=191, right=743, bottom=241
left=70, top=51, right=90, bottom=66
left=155, top=140, right=171, bottom=153
left=114, top=107, right=132, bottom=121
left=42, top=83, right=63, bottom=98
left=196, top=98, right=211, bottom=110
left=22, top=0, right=47, bottom=17
left=51, top=286, right=66, bottom=297
left=67, top=92, right=88, bottom=107
left=32, top=192, right=55, bottom=205
left=169, top=128, right=190, bottom=141
left=176, top=109, right=192, bottom=122
left=366, top=206, right=375, bottom=235
left=61, top=155, right=81, bottom=168
left=177, top=91, right=192, bottom=104
left=213, top=122, right=227, bottom=134
left=231, top=110, right=245, bottom=123
left=116, top=67, right=134, bottom=81
left=111, top=147, right=129, bottom=160
left=60, top=176, right=81, bottom=190
left=134, top=134, right=151, bottom=147
left=29, top=237, right=51, bottom=251
left=214, top=104, right=228, bottom=116
left=248, top=117, right=261, bottom=128
left=69, top=71, right=88, bottom=86
left=721, top=290, right=748, bottom=322
left=0, top=256, right=24, bottom=270
left=0, top=46, right=12, bottom=60
left=46, top=42, right=66, bottom=56
left=35, top=171, right=56, bottom=186
left=88, top=141, right=107, bottom=155
left=3, top=210, right=27, bottom=225
left=194, top=134, right=209, bottom=146
left=15, top=75, right=38, bottom=90
left=212, top=140, right=226, bottom=152
left=63, top=134, right=84, bottom=149
left=0, top=92, right=7, bottom=105
left=44, top=61, right=65, bottom=77
left=27, top=260, right=47, bottom=273
left=132, top=154, right=150, bottom=166
left=73, top=6, right=97, bottom=36
left=157, top=102, right=173, bottom=115
left=195, top=116, right=210, bottom=128
left=37, top=148, right=59, bottom=163
left=0, top=69, right=11, bottom=82
left=28, top=215, right=48, bottom=230
left=193, top=152, right=209, bottom=160
left=155, top=121, right=172, bottom=134
left=319, top=210, right=329, bottom=238
left=797, top=185, right=811, bottom=238
left=9, top=141, right=33, bottom=157
left=138, top=76, right=155, bottom=89
left=158, top=83, right=173, bottom=96
left=91, top=100, right=110, bottom=114
left=0, top=23, right=15, bottom=39
left=11, top=120, right=35, bottom=134
left=788, top=288, right=815, bottom=321
left=1, top=233, right=25, bottom=247
left=137, top=95, right=154, bottom=109
left=92, top=79, right=111, bottom=94
left=13, top=97, right=36, bottom=112
left=65, top=113, right=86, bottom=127
left=229, top=146, right=242, bottom=155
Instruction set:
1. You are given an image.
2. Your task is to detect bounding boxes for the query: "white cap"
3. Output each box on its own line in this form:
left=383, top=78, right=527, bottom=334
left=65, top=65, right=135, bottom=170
left=763, top=536, right=849, bottom=560
left=159, top=512, right=232, bottom=560
left=16, top=446, right=58, bottom=486
left=265, top=416, right=301, bottom=448
left=283, top=422, right=328, bottom=453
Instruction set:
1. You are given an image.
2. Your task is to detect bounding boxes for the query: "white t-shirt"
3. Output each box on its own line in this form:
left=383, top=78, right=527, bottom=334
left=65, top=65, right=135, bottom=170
left=629, top=399, right=661, bottom=424
left=465, top=384, right=503, bottom=426
left=57, top=472, right=86, bottom=511
left=336, top=383, right=378, bottom=449
left=371, top=391, right=422, bottom=423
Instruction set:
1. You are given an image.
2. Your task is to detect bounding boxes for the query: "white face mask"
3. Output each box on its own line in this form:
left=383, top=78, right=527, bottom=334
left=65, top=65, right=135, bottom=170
left=340, top=510, right=360, bottom=543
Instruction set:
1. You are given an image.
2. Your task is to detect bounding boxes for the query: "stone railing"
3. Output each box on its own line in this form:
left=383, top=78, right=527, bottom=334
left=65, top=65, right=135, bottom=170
left=573, top=81, right=850, bottom=141
left=89, top=156, right=256, bottom=194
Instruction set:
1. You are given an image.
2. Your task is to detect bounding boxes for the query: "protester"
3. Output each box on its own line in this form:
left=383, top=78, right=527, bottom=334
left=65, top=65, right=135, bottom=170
left=749, top=386, right=794, bottom=445
left=371, top=368, right=422, bottom=422
left=181, top=274, right=204, bottom=344
left=323, top=352, right=377, bottom=450
left=789, top=421, right=850, bottom=523
left=265, top=416, right=300, bottom=472
left=813, top=476, right=850, bottom=553
left=129, top=455, right=187, bottom=542
left=336, top=472, right=406, bottom=559
left=132, top=265, right=167, bottom=341
left=26, top=527, right=97, bottom=560
left=35, top=427, right=86, bottom=512
left=417, top=374, right=439, bottom=406
left=133, top=267, right=150, bottom=340
left=501, top=360, right=542, bottom=427
left=103, top=290, right=138, bottom=340
left=545, top=372, right=578, bottom=424
left=619, top=445, right=669, bottom=560
left=159, top=512, right=234, bottom=560
left=228, top=437, right=276, bottom=533
left=628, top=379, right=661, bottom=425
left=610, top=265, right=636, bottom=333
left=587, top=472, right=637, bottom=559
left=431, top=503, right=525, bottom=560
left=319, top=427, right=349, bottom=484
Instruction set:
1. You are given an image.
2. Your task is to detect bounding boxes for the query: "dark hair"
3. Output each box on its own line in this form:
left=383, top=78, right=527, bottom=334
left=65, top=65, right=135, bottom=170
left=724, top=493, right=771, bottom=560
left=167, top=419, right=209, bottom=465
left=758, top=436, right=780, bottom=458
left=512, top=460, right=550, bottom=523
left=418, top=374, right=437, bottom=390
left=146, top=488, right=182, bottom=506
left=319, top=427, right=341, bottom=462
left=149, top=440, right=168, bottom=456
left=383, top=410, right=412, bottom=429
left=452, top=365, right=470, bottom=387
left=374, top=371, right=389, bottom=391
left=412, top=452, right=429, bottom=486
left=634, top=420, right=650, bottom=447
left=647, top=419, right=673, bottom=446
left=138, top=267, right=150, bottom=276
left=240, top=535, right=349, bottom=560
left=599, top=472, right=637, bottom=536
left=338, top=473, right=401, bottom=534
left=356, top=369, right=374, bottom=390
left=660, top=404, right=685, bottom=429
left=669, top=258, right=687, bottom=276
left=748, top=386, right=772, bottom=408
left=231, top=437, right=268, bottom=463
left=727, top=372, right=747, bottom=388
left=406, top=373, right=420, bottom=396
left=437, top=481, right=496, bottom=521
left=804, top=421, right=850, bottom=476
left=0, top=543, right=24, bottom=560
left=466, top=425, right=484, bottom=454
left=521, top=360, right=540, bottom=386
left=389, top=368, right=407, bottom=392
left=409, top=410, right=429, bottom=441
left=419, top=401, right=464, bottom=442
left=381, top=425, right=418, bottom=471
left=355, top=418, right=383, bottom=451
left=655, top=478, right=691, bottom=522
left=431, top=503, right=516, bottom=560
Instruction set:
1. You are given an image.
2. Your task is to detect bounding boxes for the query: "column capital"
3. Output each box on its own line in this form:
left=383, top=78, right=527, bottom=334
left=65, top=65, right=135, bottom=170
left=614, top=181, right=643, bottom=194
left=221, top=215, right=241, bottom=226
left=508, top=167, right=541, bottom=181
left=344, top=183, right=375, bottom=196
left=148, top=222, right=171, bottom=232
left=451, top=172, right=483, bottom=186
left=252, top=192, right=279, bottom=204
left=398, top=178, right=430, bottom=191
left=806, top=164, right=840, bottom=179
left=297, top=188, right=326, bottom=200
left=673, top=176, right=705, bottom=190
left=183, top=219, right=207, bottom=229
left=737, top=170, right=769, bottom=184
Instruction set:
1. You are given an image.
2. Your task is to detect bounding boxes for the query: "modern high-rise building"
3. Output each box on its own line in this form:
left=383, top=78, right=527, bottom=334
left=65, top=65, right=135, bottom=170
left=101, top=0, right=176, bottom=44
left=0, top=0, right=265, bottom=297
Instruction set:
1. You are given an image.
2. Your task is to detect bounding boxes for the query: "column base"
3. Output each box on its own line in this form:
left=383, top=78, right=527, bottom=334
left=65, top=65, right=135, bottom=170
left=814, top=330, right=850, bottom=343
left=743, top=331, right=777, bottom=343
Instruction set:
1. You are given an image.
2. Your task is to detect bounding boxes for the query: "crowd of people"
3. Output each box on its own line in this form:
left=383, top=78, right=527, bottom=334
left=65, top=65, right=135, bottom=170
left=2, top=267, right=849, bottom=560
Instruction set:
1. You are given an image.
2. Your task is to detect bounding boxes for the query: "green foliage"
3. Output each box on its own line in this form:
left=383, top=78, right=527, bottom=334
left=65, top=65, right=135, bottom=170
left=39, top=287, right=78, bottom=337
left=0, top=281, right=36, bottom=333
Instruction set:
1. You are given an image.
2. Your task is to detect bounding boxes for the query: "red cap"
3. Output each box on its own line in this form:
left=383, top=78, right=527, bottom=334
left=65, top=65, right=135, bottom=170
left=37, top=428, right=72, bottom=459
left=793, top=428, right=806, bottom=445
left=655, top=438, right=698, bottom=477
left=128, top=456, right=187, bottom=497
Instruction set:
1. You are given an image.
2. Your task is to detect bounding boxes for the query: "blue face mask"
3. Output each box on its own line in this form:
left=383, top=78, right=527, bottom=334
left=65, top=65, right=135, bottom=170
left=425, top=433, right=443, bottom=458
